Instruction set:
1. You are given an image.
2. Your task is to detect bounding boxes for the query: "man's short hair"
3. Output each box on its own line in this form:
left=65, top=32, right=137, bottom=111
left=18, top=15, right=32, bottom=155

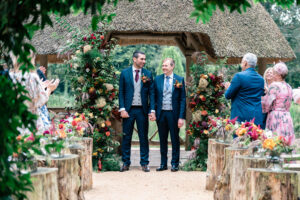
left=133, top=50, right=145, bottom=59
left=242, top=53, right=257, bottom=67
left=163, top=58, right=175, bottom=67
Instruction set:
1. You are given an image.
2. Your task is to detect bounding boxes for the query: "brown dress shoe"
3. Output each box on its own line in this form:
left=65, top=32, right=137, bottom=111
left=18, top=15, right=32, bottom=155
left=120, top=164, right=130, bottom=172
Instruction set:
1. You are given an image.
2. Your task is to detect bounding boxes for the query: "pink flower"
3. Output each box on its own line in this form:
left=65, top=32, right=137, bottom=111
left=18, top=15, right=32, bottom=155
left=26, top=133, right=35, bottom=142
left=83, top=37, right=87, bottom=41
left=43, top=130, right=50, bottom=136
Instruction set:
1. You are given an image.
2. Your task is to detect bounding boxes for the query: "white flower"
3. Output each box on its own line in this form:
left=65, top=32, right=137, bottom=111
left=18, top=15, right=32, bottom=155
left=192, top=110, right=202, bottom=122
left=73, top=63, right=79, bottom=69
left=83, top=45, right=92, bottom=53
left=198, top=78, right=209, bottom=89
left=86, top=68, right=90, bottom=73
left=103, top=83, right=114, bottom=91
left=75, top=50, right=81, bottom=54
left=78, top=76, right=84, bottom=83
left=264, top=129, right=273, bottom=139
left=95, top=97, right=106, bottom=108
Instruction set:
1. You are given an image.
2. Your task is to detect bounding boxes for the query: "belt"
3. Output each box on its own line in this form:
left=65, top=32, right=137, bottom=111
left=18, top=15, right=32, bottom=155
left=131, top=105, right=143, bottom=108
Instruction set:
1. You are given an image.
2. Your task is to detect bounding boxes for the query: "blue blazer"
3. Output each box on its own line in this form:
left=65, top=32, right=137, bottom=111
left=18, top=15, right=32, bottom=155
left=118, top=66, right=155, bottom=115
left=154, top=74, right=186, bottom=121
left=225, top=68, right=264, bottom=125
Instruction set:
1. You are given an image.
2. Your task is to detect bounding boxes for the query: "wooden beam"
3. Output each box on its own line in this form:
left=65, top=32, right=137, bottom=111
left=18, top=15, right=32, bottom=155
left=258, top=58, right=267, bottom=76
left=185, top=33, right=206, bottom=52
left=185, top=55, right=192, bottom=150
left=112, top=33, right=179, bottom=40
left=174, top=37, right=186, bottom=55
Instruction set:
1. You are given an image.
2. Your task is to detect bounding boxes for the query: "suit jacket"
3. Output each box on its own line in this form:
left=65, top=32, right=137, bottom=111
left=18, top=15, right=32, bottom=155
left=225, top=67, right=264, bottom=125
left=118, top=66, right=155, bottom=115
left=154, top=74, right=186, bottom=121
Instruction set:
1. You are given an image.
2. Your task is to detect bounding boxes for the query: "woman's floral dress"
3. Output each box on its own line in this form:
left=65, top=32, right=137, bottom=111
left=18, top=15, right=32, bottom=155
left=262, top=81, right=294, bottom=144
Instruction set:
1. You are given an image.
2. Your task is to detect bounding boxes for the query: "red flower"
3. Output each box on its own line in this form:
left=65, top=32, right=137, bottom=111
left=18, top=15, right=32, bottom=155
left=100, top=35, right=104, bottom=40
left=72, top=120, right=77, bottom=126
left=91, top=33, right=94, bottom=37
left=83, top=37, right=87, bottom=41
left=91, top=42, right=95, bottom=45
left=196, top=124, right=200, bottom=128
left=59, top=124, right=64, bottom=129
left=189, top=124, right=193, bottom=128
left=105, top=131, right=110, bottom=137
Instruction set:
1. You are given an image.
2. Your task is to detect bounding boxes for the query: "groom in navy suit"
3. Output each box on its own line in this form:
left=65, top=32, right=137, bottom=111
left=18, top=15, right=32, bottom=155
left=225, top=53, right=264, bottom=126
left=119, top=50, right=155, bottom=172
left=154, top=58, right=186, bottom=172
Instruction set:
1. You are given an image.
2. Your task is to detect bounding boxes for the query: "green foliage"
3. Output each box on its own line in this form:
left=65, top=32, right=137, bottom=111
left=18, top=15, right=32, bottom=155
left=156, top=46, right=185, bottom=77
left=290, top=103, right=300, bottom=137
left=191, top=0, right=297, bottom=23
left=111, top=45, right=185, bottom=75
left=0, top=74, right=42, bottom=199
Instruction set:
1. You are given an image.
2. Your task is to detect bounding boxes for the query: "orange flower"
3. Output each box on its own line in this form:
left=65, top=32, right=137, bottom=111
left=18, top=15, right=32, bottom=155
left=203, top=130, right=209, bottom=134
left=186, top=130, right=192, bottom=135
left=263, top=139, right=276, bottom=150
left=16, top=135, right=22, bottom=141
left=225, top=125, right=231, bottom=131
left=105, top=131, right=110, bottom=137
left=105, top=120, right=111, bottom=127
left=201, top=110, right=208, bottom=116
left=59, top=130, right=66, bottom=139
left=236, top=128, right=247, bottom=137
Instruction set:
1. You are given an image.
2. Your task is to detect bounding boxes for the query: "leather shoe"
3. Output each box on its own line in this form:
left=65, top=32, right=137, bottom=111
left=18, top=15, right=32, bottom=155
left=142, top=165, right=150, bottom=172
left=171, top=165, right=179, bottom=172
left=156, top=165, right=168, bottom=171
left=120, top=164, right=130, bottom=172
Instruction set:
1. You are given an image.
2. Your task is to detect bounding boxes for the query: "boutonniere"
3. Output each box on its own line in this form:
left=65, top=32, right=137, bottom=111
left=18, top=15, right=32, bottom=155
left=141, top=74, right=151, bottom=83
left=174, top=80, right=183, bottom=88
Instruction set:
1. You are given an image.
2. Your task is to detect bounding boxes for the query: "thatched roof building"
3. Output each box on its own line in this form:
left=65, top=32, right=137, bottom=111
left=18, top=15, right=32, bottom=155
left=32, top=0, right=295, bottom=74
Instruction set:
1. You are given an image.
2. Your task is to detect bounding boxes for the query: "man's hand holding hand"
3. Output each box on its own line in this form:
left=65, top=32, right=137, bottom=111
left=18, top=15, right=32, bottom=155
left=149, top=113, right=156, bottom=121
left=120, top=110, right=130, bottom=118
left=178, top=119, right=185, bottom=128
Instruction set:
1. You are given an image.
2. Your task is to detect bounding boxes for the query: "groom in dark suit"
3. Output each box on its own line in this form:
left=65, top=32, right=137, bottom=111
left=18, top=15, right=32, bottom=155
left=154, top=58, right=186, bottom=172
left=119, top=50, right=155, bottom=172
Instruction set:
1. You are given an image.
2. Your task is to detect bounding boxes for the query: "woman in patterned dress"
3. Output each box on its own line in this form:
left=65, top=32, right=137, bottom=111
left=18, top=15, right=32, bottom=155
left=262, top=62, right=294, bottom=144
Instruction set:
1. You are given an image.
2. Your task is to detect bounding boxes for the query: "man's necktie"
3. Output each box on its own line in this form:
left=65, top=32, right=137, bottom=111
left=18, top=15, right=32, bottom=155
left=135, top=70, right=139, bottom=82
left=166, top=76, right=170, bottom=91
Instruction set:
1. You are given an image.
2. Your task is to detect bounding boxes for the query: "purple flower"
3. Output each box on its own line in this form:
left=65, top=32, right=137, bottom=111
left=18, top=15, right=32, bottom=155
left=68, top=129, right=72, bottom=133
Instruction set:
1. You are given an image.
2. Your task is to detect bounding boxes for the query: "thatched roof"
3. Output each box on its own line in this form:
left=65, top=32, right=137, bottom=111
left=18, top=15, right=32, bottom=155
left=32, top=0, right=295, bottom=64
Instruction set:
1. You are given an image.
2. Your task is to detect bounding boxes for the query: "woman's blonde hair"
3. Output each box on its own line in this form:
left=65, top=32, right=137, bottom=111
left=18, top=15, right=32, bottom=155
left=263, top=67, right=273, bottom=87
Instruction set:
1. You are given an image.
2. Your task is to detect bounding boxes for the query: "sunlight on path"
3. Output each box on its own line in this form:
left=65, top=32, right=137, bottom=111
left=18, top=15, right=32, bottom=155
left=84, top=169, right=213, bottom=200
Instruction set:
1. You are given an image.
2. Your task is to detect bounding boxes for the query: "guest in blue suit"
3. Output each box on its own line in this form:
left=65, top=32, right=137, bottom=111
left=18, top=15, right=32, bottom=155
left=119, top=50, right=155, bottom=172
left=225, top=53, right=265, bottom=126
left=154, top=58, right=186, bottom=172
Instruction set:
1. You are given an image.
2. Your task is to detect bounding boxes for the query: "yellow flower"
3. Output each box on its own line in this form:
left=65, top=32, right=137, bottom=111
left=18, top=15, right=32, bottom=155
left=92, top=152, right=98, bottom=156
left=75, top=112, right=79, bottom=116
left=204, top=130, right=209, bottom=134
left=101, top=123, right=105, bottom=128
left=215, top=109, right=219, bottom=114
left=225, top=125, right=231, bottom=131
left=263, top=139, right=276, bottom=150
left=88, top=113, right=94, bottom=118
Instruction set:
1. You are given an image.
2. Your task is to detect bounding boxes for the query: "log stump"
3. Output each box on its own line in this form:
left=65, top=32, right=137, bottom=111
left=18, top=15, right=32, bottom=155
left=206, top=139, right=231, bottom=190
left=214, top=146, right=249, bottom=200
left=26, top=167, right=59, bottom=200
left=38, top=154, right=84, bottom=200
left=80, top=137, right=93, bottom=190
left=246, top=168, right=299, bottom=200
left=230, top=156, right=267, bottom=200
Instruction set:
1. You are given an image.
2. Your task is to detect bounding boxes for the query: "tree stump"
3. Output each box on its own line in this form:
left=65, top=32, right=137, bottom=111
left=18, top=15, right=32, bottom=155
left=230, top=156, right=267, bottom=200
left=213, top=146, right=249, bottom=200
left=38, top=154, right=84, bottom=200
left=80, top=137, right=93, bottom=190
left=26, top=167, right=59, bottom=200
left=206, top=139, right=231, bottom=190
left=246, top=168, right=299, bottom=200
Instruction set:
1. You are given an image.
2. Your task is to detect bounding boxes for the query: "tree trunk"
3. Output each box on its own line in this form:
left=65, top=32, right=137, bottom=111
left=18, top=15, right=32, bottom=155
left=213, top=146, right=249, bottom=200
left=111, top=117, right=122, bottom=154
left=206, top=139, right=231, bottom=190
left=69, top=137, right=93, bottom=191
left=26, top=167, right=59, bottom=200
left=230, top=156, right=267, bottom=200
left=246, top=168, right=299, bottom=200
left=38, top=154, right=84, bottom=200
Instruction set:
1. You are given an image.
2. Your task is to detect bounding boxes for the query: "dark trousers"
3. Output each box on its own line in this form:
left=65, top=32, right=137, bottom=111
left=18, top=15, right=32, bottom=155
left=122, top=107, right=149, bottom=166
left=157, top=111, right=180, bottom=167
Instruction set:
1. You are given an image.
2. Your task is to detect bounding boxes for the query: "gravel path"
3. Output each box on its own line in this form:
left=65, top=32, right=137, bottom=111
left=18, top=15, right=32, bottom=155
left=84, top=168, right=213, bottom=200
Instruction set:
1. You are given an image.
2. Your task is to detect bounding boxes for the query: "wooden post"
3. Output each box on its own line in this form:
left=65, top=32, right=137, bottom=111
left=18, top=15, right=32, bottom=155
left=185, top=54, right=192, bottom=150
left=206, top=139, right=231, bottom=190
left=230, top=156, right=267, bottom=200
left=38, top=55, right=48, bottom=78
left=246, top=168, right=299, bottom=200
left=80, top=137, right=93, bottom=190
left=214, top=146, right=249, bottom=200
left=26, top=168, right=59, bottom=200
left=258, top=58, right=267, bottom=76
